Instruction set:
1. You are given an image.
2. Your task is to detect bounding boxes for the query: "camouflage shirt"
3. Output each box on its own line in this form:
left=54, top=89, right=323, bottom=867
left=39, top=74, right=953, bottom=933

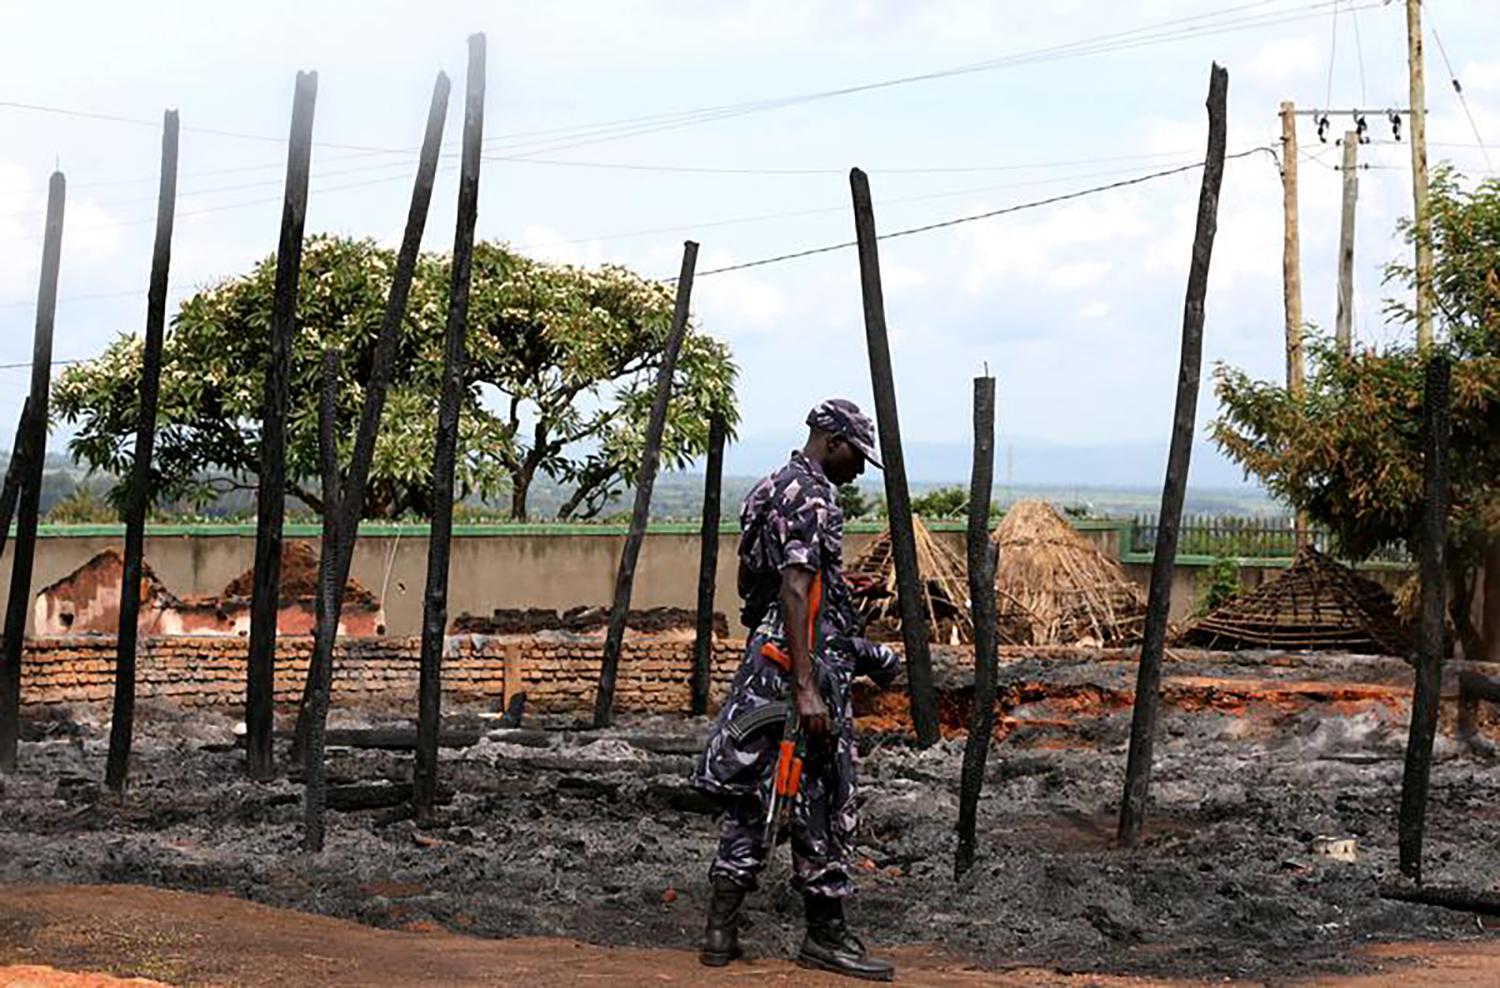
left=737, top=450, right=860, bottom=638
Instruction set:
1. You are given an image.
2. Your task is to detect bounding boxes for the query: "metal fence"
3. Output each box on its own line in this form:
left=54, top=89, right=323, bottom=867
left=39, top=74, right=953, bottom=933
left=1130, top=514, right=1412, bottom=564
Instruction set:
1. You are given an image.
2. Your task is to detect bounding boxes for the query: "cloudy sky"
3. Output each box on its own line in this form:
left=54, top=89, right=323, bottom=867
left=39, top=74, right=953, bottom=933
left=1, top=0, right=1496, bottom=485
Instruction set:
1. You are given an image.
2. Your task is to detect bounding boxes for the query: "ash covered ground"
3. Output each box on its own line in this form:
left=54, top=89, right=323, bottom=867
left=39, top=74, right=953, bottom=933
left=4, top=650, right=1500, bottom=982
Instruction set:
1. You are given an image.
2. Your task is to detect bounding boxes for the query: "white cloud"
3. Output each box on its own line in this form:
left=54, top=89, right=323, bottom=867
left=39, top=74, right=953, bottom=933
left=1050, top=259, right=1114, bottom=289
left=515, top=224, right=606, bottom=266
left=690, top=248, right=789, bottom=334
left=1243, top=36, right=1323, bottom=88
left=1461, top=58, right=1500, bottom=93
left=1078, top=301, right=1111, bottom=320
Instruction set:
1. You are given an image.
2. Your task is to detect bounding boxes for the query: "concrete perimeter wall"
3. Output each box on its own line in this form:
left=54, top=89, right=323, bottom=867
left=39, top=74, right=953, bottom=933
left=1, top=520, right=1413, bottom=637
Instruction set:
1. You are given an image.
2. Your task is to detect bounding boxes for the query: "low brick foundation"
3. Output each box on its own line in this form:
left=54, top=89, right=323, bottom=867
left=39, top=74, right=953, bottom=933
left=17, top=633, right=745, bottom=716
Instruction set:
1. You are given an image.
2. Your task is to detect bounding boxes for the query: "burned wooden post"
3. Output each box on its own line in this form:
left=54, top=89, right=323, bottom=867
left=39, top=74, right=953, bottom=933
left=690, top=411, right=727, bottom=717
left=414, top=35, right=486, bottom=819
left=293, top=76, right=449, bottom=850
left=0, top=399, right=34, bottom=564
left=106, top=109, right=180, bottom=795
left=0, top=171, right=65, bottom=775
left=1118, top=63, right=1227, bottom=846
left=302, top=348, right=342, bottom=852
left=955, top=374, right=998, bottom=880
left=849, top=167, right=939, bottom=748
left=593, top=241, right=699, bottom=729
left=1399, top=353, right=1451, bottom=882
left=245, top=70, right=317, bottom=781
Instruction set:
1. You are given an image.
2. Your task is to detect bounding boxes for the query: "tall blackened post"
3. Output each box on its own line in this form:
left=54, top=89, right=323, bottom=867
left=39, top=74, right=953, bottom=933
left=849, top=167, right=939, bottom=748
left=245, top=71, right=316, bottom=780
left=0, top=172, right=65, bottom=774
left=302, top=73, right=450, bottom=849
left=955, top=375, right=997, bottom=879
left=0, top=399, right=34, bottom=564
left=594, top=241, right=699, bottom=729
left=1399, top=354, right=1451, bottom=881
left=106, top=110, right=180, bottom=794
left=415, top=37, right=485, bottom=819
left=690, top=412, right=727, bottom=716
left=1118, top=63, right=1228, bottom=845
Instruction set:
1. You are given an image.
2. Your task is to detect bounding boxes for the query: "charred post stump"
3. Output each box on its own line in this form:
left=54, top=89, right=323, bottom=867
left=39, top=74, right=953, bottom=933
left=0, top=172, right=65, bottom=775
left=246, top=71, right=317, bottom=781
left=106, top=110, right=180, bottom=795
left=955, top=374, right=998, bottom=880
left=0, top=398, right=34, bottom=564
left=1399, top=354, right=1451, bottom=882
left=415, top=35, right=486, bottom=820
left=593, top=241, right=699, bottom=729
left=1118, top=63, right=1227, bottom=846
left=690, top=411, right=727, bottom=717
left=849, top=167, right=939, bottom=749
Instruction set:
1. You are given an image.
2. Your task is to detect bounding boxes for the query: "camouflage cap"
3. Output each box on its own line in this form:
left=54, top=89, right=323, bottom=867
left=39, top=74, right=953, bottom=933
left=806, top=398, right=883, bottom=469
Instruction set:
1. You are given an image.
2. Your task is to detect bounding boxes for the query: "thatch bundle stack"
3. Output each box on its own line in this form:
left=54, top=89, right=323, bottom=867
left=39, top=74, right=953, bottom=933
left=992, top=501, right=1146, bottom=646
left=846, top=515, right=973, bottom=644
left=1180, top=545, right=1407, bottom=654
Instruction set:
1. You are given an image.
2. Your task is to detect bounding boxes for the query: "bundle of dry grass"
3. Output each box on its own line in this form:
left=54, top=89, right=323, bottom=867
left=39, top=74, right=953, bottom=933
left=1181, top=546, right=1408, bottom=655
left=846, top=515, right=973, bottom=644
left=992, top=501, right=1146, bottom=646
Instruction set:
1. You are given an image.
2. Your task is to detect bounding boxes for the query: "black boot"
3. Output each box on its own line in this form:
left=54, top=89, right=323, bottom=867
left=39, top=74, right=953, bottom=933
left=798, top=894, right=895, bottom=982
left=699, top=876, right=747, bottom=967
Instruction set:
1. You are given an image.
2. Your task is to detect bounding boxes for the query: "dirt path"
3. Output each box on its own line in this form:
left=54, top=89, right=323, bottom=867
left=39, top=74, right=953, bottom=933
left=1, top=884, right=1498, bottom=987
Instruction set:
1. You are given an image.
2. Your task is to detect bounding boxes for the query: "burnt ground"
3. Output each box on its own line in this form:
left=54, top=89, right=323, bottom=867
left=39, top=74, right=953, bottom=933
left=4, top=649, right=1500, bottom=984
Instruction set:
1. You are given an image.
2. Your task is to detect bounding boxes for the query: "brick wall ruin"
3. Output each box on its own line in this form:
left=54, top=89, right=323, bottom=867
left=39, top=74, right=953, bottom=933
left=17, top=633, right=745, bottom=716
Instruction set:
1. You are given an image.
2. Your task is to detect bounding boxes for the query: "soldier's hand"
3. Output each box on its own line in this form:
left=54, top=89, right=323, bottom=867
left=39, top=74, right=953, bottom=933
left=796, top=684, right=831, bottom=739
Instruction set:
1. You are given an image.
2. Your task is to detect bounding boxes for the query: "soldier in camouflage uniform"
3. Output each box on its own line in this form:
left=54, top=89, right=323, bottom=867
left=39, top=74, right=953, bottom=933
left=692, top=398, right=901, bottom=982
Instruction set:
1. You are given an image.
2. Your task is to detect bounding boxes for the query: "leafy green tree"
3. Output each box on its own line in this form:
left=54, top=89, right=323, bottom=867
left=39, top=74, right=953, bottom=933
left=54, top=236, right=738, bottom=521
left=836, top=484, right=871, bottom=519
left=1212, top=166, right=1500, bottom=658
left=909, top=485, right=968, bottom=518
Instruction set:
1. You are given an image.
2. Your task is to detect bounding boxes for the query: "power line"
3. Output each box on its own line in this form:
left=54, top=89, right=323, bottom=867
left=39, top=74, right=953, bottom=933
left=1425, top=11, right=1494, bottom=171
left=1350, top=0, right=1369, bottom=105
left=684, top=148, right=1274, bottom=279
left=1324, top=0, right=1340, bottom=108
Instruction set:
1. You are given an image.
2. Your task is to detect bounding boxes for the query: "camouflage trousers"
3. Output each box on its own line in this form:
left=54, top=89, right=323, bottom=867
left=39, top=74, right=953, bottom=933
left=709, top=734, right=855, bottom=899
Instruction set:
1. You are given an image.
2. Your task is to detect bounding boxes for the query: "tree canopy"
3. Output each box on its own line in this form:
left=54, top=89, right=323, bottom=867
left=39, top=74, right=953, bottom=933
left=1212, top=165, right=1499, bottom=653
left=55, top=235, right=739, bottom=521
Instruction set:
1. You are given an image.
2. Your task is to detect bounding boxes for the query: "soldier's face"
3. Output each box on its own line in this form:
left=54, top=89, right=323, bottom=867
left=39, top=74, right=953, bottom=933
left=826, top=437, right=866, bottom=486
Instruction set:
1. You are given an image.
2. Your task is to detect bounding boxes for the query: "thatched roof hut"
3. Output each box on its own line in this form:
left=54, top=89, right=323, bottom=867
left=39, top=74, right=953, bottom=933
left=1180, top=546, right=1407, bottom=654
left=846, top=515, right=973, bottom=644
left=992, top=501, right=1146, bottom=646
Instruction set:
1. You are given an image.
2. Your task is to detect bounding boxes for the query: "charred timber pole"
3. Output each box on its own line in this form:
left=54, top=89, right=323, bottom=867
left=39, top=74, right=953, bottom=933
left=955, top=375, right=998, bottom=879
left=1119, top=63, right=1227, bottom=846
left=293, top=71, right=450, bottom=776
left=690, top=411, right=727, bottom=717
left=106, top=110, right=180, bottom=794
left=1399, top=353, right=1450, bottom=881
left=0, top=172, right=64, bottom=774
left=0, top=399, right=34, bottom=564
left=415, top=36, right=485, bottom=819
left=245, top=71, right=316, bottom=781
left=593, top=241, right=699, bottom=729
left=849, top=167, right=939, bottom=748
left=302, top=349, right=343, bottom=852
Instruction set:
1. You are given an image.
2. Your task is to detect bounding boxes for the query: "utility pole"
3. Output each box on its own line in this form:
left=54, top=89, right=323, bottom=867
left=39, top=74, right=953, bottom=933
left=1280, top=101, right=1310, bottom=549
left=1406, top=0, right=1435, bottom=350
left=1279, top=101, right=1304, bottom=394
left=1336, top=132, right=1359, bottom=355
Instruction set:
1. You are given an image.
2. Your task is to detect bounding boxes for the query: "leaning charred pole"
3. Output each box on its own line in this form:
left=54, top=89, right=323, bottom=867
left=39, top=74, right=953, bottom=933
left=1399, top=353, right=1451, bottom=882
left=955, top=374, right=998, bottom=879
left=1118, top=62, right=1228, bottom=846
left=593, top=241, right=700, bottom=729
left=690, top=411, right=727, bottom=717
left=849, top=167, right=939, bottom=748
left=301, top=72, right=450, bottom=849
left=245, top=71, right=317, bottom=781
left=0, top=399, right=34, bottom=564
left=414, top=36, right=486, bottom=820
left=106, top=110, right=180, bottom=794
left=0, top=172, right=65, bottom=775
